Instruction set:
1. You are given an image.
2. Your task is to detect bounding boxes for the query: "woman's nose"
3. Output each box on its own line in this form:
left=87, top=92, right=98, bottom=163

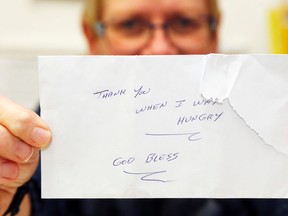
left=140, top=28, right=179, bottom=55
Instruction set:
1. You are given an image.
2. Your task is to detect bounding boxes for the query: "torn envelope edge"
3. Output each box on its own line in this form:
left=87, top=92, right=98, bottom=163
left=201, top=54, right=288, bottom=156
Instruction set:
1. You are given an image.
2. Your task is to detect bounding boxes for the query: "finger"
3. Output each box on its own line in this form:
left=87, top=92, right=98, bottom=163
left=0, top=159, right=18, bottom=181
left=0, top=96, right=52, bottom=147
left=0, top=125, right=34, bottom=164
left=0, top=155, right=39, bottom=187
left=0, top=156, right=39, bottom=187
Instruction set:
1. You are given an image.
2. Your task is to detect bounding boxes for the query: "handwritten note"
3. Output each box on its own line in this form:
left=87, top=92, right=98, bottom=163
left=39, top=55, right=288, bottom=198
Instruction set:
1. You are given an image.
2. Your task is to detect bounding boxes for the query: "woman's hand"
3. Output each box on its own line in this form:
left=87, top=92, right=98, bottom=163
left=0, top=95, right=52, bottom=215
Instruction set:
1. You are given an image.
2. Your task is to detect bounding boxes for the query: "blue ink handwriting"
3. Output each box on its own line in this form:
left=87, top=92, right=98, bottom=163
left=146, top=132, right=201, bottom=142
left=145, top=152, right=179, bottom=163
left=175, top=99, right=186, bottom=108
left=136, top=101, right=168, bottom=114
left=192, top=98, right=219, bottom=106
left=93, top=89, right=126, bottom=99
left=134, top=86, right=151, bottom=98
left=123, top=170, right=173, bottom=183
left=113, top=157, right=135, bottom=166
left=177, top=111, right=224, bottom=125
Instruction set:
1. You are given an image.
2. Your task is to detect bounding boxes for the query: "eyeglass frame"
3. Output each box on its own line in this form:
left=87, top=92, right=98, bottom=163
left=93, top=15, right=218, bottom=53
left=94, top=15, right=217, bottom=38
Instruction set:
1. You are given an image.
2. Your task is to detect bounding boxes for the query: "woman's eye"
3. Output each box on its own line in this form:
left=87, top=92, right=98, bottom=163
left=170, top=17, right=201, bottom=33
left=114, top=19, right=146, bottom=36
left=119, top=19, right=144, bottom=31
left=178, top=18, right=194, bottom=26
left=121, top=20, right=140, bottom=29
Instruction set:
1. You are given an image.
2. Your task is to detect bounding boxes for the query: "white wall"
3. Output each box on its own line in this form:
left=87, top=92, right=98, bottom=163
left=218, top=0, right=281, bottom=53
left=0, top=0, right=86, bottom=109
left=0, top=0, right=86, bottom=57
left=0, top=58, right=39, bottom=109
left=0, top=0, right=283, bottom=109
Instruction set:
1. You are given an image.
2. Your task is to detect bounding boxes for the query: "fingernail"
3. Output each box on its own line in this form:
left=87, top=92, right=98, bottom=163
left=1, top=162, right=18, bottom=179
left=16, top=143, right=34, bottom=163
left=31, top=127, right=52, bottom=147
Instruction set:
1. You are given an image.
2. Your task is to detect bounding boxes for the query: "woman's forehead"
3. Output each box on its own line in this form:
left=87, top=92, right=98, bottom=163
left=102, top=0, right=210, bottom=19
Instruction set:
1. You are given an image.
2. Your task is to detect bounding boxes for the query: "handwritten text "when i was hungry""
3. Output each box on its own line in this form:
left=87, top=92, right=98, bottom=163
left=93, top=85, right=224, bottom=125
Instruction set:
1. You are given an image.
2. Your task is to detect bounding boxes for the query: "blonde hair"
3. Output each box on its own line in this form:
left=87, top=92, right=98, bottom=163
left=82, top=0, right=101, bottom=28
left=82, top=0, right=220, bottom=30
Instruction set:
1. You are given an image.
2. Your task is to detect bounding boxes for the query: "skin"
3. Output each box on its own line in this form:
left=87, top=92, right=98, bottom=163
left=85, top=0, right=218, bottom=55
left=0, top=96, right=51, bottom=215
left=0, top=0, right=218, bottom=214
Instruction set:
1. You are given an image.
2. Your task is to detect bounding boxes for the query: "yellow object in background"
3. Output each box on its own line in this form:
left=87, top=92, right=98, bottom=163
left=269, top=5, right=288, bottom=53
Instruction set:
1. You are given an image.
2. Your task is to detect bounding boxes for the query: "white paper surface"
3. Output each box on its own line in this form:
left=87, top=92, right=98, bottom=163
left=39, top=54, right=288, bottom=198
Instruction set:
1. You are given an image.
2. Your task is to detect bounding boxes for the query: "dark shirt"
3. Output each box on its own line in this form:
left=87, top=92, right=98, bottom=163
left=27, top=108, right=287, bottom=216
left=27, top=168, right=288, bottom=216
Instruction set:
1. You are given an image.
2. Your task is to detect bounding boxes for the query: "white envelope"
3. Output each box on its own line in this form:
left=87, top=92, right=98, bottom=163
left=39, top=54, right=288, bottom=198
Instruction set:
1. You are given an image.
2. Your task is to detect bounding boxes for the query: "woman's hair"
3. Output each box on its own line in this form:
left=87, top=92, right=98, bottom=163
left=82, top=0, right=220, bottom=32
left=82, top=0, right=102, bottom=28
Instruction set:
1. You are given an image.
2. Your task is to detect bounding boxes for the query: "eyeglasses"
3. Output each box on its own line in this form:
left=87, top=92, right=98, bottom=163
left=94, top=15, right=217, bottom=53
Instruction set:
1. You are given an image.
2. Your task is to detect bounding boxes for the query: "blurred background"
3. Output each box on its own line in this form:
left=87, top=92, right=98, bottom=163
left=0, top=0, right=287, bottom=110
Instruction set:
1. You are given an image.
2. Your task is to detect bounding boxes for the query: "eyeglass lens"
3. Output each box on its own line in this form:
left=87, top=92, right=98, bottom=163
left=101, top=15, right=213, bottom=52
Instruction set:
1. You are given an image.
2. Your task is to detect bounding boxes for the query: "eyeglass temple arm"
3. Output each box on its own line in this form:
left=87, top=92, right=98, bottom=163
left=94, top=22, right=105, bottom=37
left=208, top=16, right=217, bottom=32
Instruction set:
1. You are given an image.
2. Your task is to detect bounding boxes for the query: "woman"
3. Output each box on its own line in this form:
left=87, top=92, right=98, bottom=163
left=0, top=0, right=281, bottom=215
left=82, top=0, right=220, bottom=55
